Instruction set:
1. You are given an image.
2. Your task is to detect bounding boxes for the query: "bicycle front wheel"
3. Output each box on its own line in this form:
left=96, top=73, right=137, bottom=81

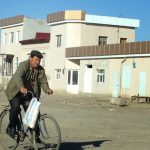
left=33, top=114, right=61, bottom=150
left=0, top=109, right=19, bottom=150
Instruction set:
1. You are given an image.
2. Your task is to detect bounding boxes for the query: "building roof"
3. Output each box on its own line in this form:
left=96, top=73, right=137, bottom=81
left=20, top=32, right=50, bottom=45
left=0, top=15, right=24, bottom=28
left=0, top=10, right=140, bottom=28
left=85, top=15, right=140, bottom=28
left=47, top=10, right=85, bottom=23
left=47, top=10, right=140, bottom=28
left=66, top=41, right=150, bottom=59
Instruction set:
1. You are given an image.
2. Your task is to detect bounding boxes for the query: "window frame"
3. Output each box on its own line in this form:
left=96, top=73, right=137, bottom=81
left=9, top=32, right=14, bottom=44
left=68, top=70, right=78, bottom=85
left=55, top=69, right=61, bottom=80
left=120, top=38, right=127, bottom=44
left=3, top=33, right=7, bottom=45
left=98, top=36, right=107, bottom=45
left=2, top=57, right=13, bottom=76
left=16, top=31, right=20, bottom=43
left=56, top=34, right=62, bottom=47
left=97, top=69, right=105, bottom=83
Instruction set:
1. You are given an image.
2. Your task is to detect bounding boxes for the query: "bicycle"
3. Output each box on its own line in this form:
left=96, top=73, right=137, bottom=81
left=0, top=91, right=61, bottom=150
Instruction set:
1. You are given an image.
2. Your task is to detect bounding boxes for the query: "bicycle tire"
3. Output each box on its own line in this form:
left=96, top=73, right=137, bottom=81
left=0, top=109, right=19, bottom=150
left=33, top=114, right=61, bottom=150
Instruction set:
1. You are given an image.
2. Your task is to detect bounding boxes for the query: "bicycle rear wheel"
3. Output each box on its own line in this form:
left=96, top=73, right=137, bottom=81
left=0, top=109, right=19, bottom=150
left=33, top=114, right=61, bottom=150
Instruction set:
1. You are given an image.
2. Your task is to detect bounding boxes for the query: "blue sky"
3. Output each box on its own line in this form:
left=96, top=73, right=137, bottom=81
left=0, top=0, right=149, bottom=41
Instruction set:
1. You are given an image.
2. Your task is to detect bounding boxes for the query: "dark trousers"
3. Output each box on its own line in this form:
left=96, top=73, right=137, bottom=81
left=8, top=93, right=40, bottom=136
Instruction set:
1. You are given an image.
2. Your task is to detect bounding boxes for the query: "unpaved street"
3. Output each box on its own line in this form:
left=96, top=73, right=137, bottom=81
left=0, top=92, right=150, bottom=150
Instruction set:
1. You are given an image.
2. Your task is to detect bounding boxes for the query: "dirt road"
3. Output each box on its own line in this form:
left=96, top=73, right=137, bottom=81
left=0, top=92, right=150, bottom=150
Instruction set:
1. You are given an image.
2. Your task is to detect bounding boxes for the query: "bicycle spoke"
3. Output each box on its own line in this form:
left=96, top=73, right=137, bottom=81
left=41, top=118, right=50, bottom=139
left=0, top=110, right=19, bottom=150
left=33, top=114, right=61, bottom=150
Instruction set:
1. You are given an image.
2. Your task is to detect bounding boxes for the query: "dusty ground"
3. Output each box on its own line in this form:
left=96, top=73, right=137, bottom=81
left=0, top=91, right=150, bottom=150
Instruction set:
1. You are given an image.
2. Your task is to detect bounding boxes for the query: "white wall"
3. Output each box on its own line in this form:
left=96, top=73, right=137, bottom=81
left=23, top=17, right=49, bottom=40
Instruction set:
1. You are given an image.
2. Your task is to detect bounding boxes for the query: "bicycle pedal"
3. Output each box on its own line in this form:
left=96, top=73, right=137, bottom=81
left=19, top=131, right=25, bottom=142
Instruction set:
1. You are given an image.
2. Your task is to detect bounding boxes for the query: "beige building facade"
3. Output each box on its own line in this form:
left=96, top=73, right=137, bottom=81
left=0, top=10, right=143, bottom=98
left=77, top=56, right=150, bottom=98
left=66, top=41, right=150, bottom=98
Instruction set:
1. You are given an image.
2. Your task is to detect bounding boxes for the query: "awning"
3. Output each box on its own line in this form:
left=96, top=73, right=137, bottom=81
left=20, top=32, right=50, bottom=45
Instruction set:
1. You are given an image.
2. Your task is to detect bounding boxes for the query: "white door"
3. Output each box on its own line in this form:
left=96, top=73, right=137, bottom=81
left=138, top=72, right=146, bottom=96
left=83, top=66, right=92, bottom=93
left=122, top=65, right=131, bottom=89
left=67, top=70, right=79, bottom=94
left=112, top=72, right=120, bottom=97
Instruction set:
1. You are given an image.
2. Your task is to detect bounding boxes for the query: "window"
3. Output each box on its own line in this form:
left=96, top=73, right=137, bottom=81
left=68, top=70, right=71, bottom=84
left=72, top=71, right=78, bottom=85
left=120, top=38, right=127, bottom=44
left=41, top=58, right=45, bottom=68
left=55, top=69, right=61, bottom=79
left=16, top=57, right=19, bottom=69
left=3, top=33, right=7, bottom=45
left=56, top=35, right=62, bottom=47
left=2, top=55, right=13, bottom=76
left=98, top=36, right=107, bottom=45
left=41, top=54, right=45, bottom=68
left=87, top=64, right=93, bottom=68
left=68, top=70, right=78, bottom=85
left=16, top=31, right=20, bottom=43
left=97, top=69, right=105, bottom=83
left=9, top=32, right=14, bottom=43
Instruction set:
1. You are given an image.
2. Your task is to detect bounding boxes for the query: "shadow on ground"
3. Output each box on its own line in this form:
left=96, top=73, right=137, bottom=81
left=60, top=140, right=110, bottom=150
left=17, top=140, right=110, bottom=150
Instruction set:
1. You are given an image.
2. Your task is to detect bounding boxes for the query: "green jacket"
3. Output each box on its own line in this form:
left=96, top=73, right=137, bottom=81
left=5, top=59, right=50, bottom=100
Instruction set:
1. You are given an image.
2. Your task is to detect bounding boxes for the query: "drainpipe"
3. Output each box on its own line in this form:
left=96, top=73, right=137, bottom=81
left=119, top=58, right=126, bottom=97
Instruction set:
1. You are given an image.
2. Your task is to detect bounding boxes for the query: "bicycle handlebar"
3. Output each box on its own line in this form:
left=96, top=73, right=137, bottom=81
left=27, top=91, right=34, bottom=98
left=26, top=91, right=46, bottom=98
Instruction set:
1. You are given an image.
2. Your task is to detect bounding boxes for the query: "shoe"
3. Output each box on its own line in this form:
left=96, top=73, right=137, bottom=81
left=19, top=130, right=25, bottom=142
left=35, top=137, right=45, bottom=144
left=6, top=127, right=17, bottom=139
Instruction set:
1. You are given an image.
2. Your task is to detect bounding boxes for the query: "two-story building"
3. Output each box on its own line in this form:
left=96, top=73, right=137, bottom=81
left=0, top=15, right=50, bottom=87
left=1, top=10, right=145, bottom=98
left=46, top=10, right=139, bottom=94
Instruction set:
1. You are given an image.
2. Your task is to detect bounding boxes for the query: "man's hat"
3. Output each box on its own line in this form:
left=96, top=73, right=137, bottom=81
left=30, top=50, right=43, bottom=58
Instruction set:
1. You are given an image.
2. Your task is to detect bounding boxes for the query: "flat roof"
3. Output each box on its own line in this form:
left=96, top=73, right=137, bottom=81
left=85, top=15, right=140, bottom=28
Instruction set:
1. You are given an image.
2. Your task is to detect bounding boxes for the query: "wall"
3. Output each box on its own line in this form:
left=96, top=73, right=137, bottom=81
left=0, top=25, right=24, bottom=73
left=79, top=57, right=150, bottom=98
left=80, top=24, right=135, bottom=46
left=49, top=23, right=67, bottom=90
left=23, top=17, right=49, bottom=40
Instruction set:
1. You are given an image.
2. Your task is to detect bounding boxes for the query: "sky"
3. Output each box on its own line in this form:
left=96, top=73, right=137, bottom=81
left=0, top=0, right=149, bottom=41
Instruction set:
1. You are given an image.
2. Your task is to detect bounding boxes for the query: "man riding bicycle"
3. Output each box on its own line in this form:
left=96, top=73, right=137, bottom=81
left=5, top=50, right=53, bottom=142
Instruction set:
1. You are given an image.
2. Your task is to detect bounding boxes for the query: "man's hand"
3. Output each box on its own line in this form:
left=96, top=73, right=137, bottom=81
left=47, top=89, right=53, bottom=95
left=20, top=87, right=27, bottom=94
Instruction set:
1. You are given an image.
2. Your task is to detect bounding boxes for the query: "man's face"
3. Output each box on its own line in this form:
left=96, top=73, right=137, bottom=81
left=30, top=56, right=41, bottom=68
